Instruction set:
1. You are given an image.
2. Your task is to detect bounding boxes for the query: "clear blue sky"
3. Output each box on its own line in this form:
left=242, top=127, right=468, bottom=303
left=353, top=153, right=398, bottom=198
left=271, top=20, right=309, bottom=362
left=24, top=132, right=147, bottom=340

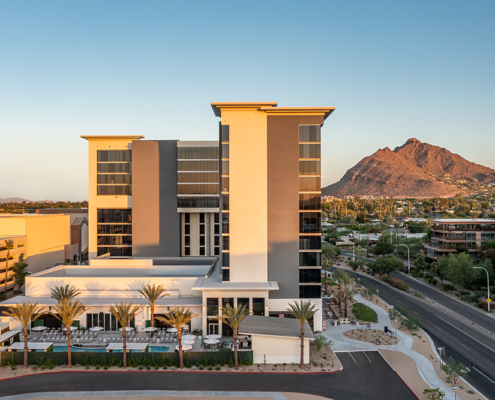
left=1, top=1, right=494, bottom=201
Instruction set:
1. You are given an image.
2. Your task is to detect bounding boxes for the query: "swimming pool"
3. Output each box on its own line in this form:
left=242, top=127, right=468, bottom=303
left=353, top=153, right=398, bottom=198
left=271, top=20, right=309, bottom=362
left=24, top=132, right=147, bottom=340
left=148, top=346, right=170, bottom=352
left=53, top=346, right=106, bottom=352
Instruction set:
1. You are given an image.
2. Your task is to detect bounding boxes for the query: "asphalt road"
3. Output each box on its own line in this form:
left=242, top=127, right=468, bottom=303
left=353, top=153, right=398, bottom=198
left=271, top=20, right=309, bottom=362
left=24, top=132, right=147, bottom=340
left=331, top=264, right=495, bottom=399
left=0, top=351, right=415, bottom=400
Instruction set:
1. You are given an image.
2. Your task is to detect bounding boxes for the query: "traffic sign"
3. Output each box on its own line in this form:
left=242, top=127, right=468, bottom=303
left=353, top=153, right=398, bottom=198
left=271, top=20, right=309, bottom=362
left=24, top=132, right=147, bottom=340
left=487, top=298, right=491, bottom=303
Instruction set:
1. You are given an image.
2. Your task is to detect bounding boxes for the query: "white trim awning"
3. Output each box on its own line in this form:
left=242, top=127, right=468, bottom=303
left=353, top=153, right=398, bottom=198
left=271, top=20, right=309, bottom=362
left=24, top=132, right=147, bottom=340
left=8, top=342, right=53, bottom=351
left=0, top=330, right=21, bottom=343
left=0, top=296, right=202, bottom=307
left=106, top=343, right=148, bottom=352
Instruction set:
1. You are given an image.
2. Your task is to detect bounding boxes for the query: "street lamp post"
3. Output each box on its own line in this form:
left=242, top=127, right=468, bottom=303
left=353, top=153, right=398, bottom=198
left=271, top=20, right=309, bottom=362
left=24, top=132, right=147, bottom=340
left=474, top=266, right=491, bottom=313
left=437, top=347, right=444, bottom=373
left=399, top=244, right=410, bottom=274
left=452, top=386, right=459, bottom=400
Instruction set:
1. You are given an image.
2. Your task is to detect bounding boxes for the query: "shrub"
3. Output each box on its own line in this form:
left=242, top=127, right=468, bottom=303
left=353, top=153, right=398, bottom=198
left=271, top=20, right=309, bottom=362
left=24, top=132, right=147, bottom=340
left=414, top=290, right=425, bottom=299
left=313, top=334, right=333, bottom=350
left=442, top=284, right=455, bottom=292
left=431, top=279, right=437, bottom=286
left=478, top=301, right=486, bottom=308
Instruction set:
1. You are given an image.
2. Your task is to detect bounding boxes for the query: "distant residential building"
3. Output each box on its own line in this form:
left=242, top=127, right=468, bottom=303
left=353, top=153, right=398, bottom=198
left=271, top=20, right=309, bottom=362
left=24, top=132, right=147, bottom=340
left=424, top=219, right=495, bottom=260
left=0, top=235, right=27, bottom=290
left=0, top=214, right=71, bottom=273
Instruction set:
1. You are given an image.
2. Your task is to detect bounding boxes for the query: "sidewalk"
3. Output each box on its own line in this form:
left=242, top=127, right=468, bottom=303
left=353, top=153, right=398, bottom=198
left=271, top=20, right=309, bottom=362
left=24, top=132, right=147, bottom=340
left=323, top=294, right=459, bottom=400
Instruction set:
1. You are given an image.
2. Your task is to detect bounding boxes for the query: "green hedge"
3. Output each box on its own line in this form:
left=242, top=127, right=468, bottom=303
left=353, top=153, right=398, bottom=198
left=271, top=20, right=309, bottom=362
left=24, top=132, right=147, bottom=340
left=1, top=350, right=253, bottom=367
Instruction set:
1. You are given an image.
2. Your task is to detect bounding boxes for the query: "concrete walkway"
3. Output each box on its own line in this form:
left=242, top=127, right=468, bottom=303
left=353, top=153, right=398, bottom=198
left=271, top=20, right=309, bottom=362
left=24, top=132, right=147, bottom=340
left=324, top=294, right=458, bottom=400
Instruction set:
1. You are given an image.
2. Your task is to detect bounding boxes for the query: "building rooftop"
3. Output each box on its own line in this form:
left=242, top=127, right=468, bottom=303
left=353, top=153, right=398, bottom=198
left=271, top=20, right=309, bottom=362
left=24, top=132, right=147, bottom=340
left=259, top=106, right=336, bottom=120
left=239, top=315, right=314, bottom=340
left=0, top=296, right=202, bottom=307
left=80, top=135, right=144, bottom=140
left=211, top=102, right=278, bottom=117
left=432, top=219, right=495, bottom=224
left=0, top=235, right=26, bottom=240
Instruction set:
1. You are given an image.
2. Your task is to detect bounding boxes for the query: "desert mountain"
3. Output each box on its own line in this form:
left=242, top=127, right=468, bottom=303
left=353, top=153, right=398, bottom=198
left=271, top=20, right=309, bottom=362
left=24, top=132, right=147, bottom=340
left=322, top=138, right=495, bottom=198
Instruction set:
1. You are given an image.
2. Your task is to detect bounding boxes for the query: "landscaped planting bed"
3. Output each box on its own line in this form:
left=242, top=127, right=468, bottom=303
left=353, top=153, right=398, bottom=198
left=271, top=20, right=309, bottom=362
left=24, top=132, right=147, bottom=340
left=351, top=303, right=378, bottom=323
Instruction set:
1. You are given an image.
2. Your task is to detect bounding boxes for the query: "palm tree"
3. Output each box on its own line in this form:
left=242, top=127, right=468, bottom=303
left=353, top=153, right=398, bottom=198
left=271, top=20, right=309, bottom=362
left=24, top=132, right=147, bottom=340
left=333, top=269, right=347, bottom=313
left=51, top=300, right=87, bottom=368
left=287, top=300, right=318, bottom=368
left=3, top=239, right=14, bottom=295
left=321, top=255, right=334, bottom=296
left=108, top=302, right=140, bottom=369
left=342, top=273, right=354, bottom=318
left=50, top=284, right=80, bottom=303
left=138, top=283, right=169, bottom=327
left=219, top=304, right=248, bottom=370
left=5, top=302, right=45, bottom=369
left=364, top=223, right=373, bottom=256
left=156, top=306, right=196, bottom=369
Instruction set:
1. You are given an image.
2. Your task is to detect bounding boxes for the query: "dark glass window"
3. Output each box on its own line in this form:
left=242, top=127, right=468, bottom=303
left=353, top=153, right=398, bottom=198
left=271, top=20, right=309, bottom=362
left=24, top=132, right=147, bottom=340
left=221, top=144, right=229, bottom=159
left=222, top=161, right=229, bottom=175
left=97, top=209, right=132, bottom=223
left=222, top=268, right=230, bottom=282
left=222, top=214, right=229, bottom=233
left=97, top=185, right=132, bottom=195
left=222, top=236, right=229, bottom=250
left=200, top=213, right=205, bottom=223
left=177, top=184, right=219, bottom=195
left=222, top=298, right=234, bottom=308
left=97, top=163, right=132, bottom=173
left=299, top=269, right=321, bottom=283
left=184, top=247, right=190, bottom=256
left=200, top=225, right=205, bottom=235
left=299, top=177, right=321, bottom=192
left=299, top=125, right=321, bottom=142
left=200, top=247, right=205, bottom=256
left=222, top=195, right=229, bottom=210
left=299, top=285, right=321, bottom=299
left=184, top=225, right=190, bottom=235
left=184, top=236, right=190, bottom=246
left=214, top=225, right=219, bottom=235
left=97, top=175, right=132, bottom=184
left=299, top=161, right=321, bottom=176
left=178, top=147, right=219, bottom=160
left=214, top=236, right=220, bottom=246
left=222, top=252, right=230, bottom=267
left=97, top=225, right=132, bottom=234
left=177, top=197, right=219, bottom=208
left=222, top=177, right=229, bottom=192
left=299, top=144, right=321, bottom=159
left=97, top=247, right=132, bottom=257
left=299, top=212, right=321, bottom=233
left=97, top=236, right=132, bottom=246
left=214, top=246, right=220, bottom=255
left=237, top=298, right=249, bottom=311
left=185, top=213, right=190, bottom=224
left=207, top=298, right=219, bottom=316
left=299, top=236, right=321, bottom=250
left=97, top=150, right=132, bottom=162
left=214, top=213, right=219, bottom=224
left=299, top=252, right=321, bottom=266
left=221, top=125, right=229, bottom=142
left=177, top=160, right=219, bottom=171
left=253, top=298, right=265, bottom=316
left=200, top=236, right=205, bottom=246
left=299, top=194, right=321, bottom=210
left=177, top=173, right=219, bottom=183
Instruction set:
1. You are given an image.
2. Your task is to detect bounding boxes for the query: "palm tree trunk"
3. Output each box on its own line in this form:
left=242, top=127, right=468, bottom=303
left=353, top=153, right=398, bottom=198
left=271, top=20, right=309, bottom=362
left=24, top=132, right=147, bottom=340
left=300, top=325, right=304, bottom=368
left=178, top=330, right=183, bottom=369
left=338, top=285, right=342, bottom=312
left=123, top=330, right=127, bottom=368
left=366, top=233, right=370, bottom=256
left=151, top=303, right=154, bottom=328
left=344, top=291, right=348, bottom=318
left=23, top=326, right=28, bottom=369
left=5, top=251, right=9, bottom=295
left=67, top=330, right=72, bottom=368
left=325, top=277, right=328, bottom=296
left=233, top=329, right=239, bottom=370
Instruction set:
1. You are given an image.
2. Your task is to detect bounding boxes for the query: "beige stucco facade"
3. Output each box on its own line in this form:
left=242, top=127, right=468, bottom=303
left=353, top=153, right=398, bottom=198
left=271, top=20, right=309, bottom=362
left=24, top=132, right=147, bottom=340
left=250, top=334, right=311, bottom=364
left=0, top=215, right=71, bottom=274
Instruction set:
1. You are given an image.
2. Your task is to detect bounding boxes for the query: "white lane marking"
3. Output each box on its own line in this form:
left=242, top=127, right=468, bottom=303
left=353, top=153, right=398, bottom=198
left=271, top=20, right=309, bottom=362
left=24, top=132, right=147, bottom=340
left=362, top=352, right=372, bottom=363
left=348, top=352, right=357, bottom=363
left=436, top=316, right=495, bottom=355
left=397, top=300, right=401, bottom=303
left=472, top=367, right=495, bottom=386
left=413, top=311, right=419, bottom=315
left=461, top=344, right=471, bottom=351
left=435, top=326, right=442, bottom=331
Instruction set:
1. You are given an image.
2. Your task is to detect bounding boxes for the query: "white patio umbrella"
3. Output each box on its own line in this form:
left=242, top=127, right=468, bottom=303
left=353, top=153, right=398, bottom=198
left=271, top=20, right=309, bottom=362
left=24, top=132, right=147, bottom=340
left=204, top=338, right=220, bottom=344
left=205, top=334, right=221, bottom=339
left=175, top=344, right=192, bottom=351
left=167, top=328, right=178, bottom=333
left=182, top=339, right=194, bottom=345
left=119, top=327, right=134, bottom=331
left=63, top=326, right=79, bottom=331
left=31, top=326, right=47, bottom=331
left=182, top=335, right=196, bottom=340
left=143, top=327, right=158, bottom=332
left=89, top=326, right=104, bottom=331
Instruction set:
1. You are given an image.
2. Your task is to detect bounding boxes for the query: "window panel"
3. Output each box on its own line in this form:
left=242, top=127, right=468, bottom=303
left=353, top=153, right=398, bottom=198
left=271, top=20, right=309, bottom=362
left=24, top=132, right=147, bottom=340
left=177, top=160, right=219, bottom=172
left=222, top=268, right=230, bottom=282
left=97, top=163, right=132, bottom=173
left=222, top=161, right=229, bottom=175
left=253, top=298, right=265, bottom=316
left=222, top=177, right=229, bottom=192
left=178, top=147, right=219, bottom=160
left=222, top=236, right=230, bottom=250
left=299, top=194, right=321, bottom=210
left=97, top=247, right=132, bottom=257
left=222, top=194, right=229, bottom=210
left=221, top=125, right=229, bottom=142
left=299, top=177, right=321, bottom=192
left=222, top=214, right=229, bottom=234
left=177, top=184, right=219, bottom=195
left=97, top=185, right=132, bottom=195
left=222, top=252, right=230, bottom=267
left=97, top=225, right=132, bottom=234
left=97, top=174, right=132, bottom=184
left=177, top=197, right=219, bottom=208
left=299, top=161, right=321, bottom=176
left=97, top=209, right=132, bottom=223
left=299, top=236, right=321, bottom=250
left=299, top=144, right=321, bottom=159
left=299, top=125, right=321, bottom=142
left=177, top=173, right=219, bottom=183
left=299, top=212, right=321, bottom=233
left=97, top=150, right=132, bottom=162
left=299, top=269, right=322, bottom=283
left=299, top=252, right=321, bottom=267
left=98, top=236, right=132, bottom=246
left=299, top=285, right=321, bottom=299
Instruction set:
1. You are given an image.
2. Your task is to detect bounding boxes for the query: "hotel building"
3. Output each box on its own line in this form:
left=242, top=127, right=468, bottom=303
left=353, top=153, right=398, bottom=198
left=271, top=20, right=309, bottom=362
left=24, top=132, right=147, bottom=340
left=1, top=102, right=334, bottom=337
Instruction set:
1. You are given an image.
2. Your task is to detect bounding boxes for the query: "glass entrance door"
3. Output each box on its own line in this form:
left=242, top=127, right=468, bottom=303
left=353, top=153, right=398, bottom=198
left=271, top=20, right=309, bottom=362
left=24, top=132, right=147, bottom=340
left=208, top=322, right=219, bottom=335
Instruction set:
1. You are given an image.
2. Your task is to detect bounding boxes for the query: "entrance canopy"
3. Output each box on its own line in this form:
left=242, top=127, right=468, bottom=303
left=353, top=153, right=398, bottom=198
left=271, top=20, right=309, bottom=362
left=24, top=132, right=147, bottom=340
left=8, top=342, right=53, bottom=352
left=106, top=343, right=148, bottom=352
left=0, top=330, right=20, bottom=344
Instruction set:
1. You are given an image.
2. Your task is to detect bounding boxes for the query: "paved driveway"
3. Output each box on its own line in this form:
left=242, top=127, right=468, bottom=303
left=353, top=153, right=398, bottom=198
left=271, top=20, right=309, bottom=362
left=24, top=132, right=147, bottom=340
left=0, top=351, right=415, bottom=400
